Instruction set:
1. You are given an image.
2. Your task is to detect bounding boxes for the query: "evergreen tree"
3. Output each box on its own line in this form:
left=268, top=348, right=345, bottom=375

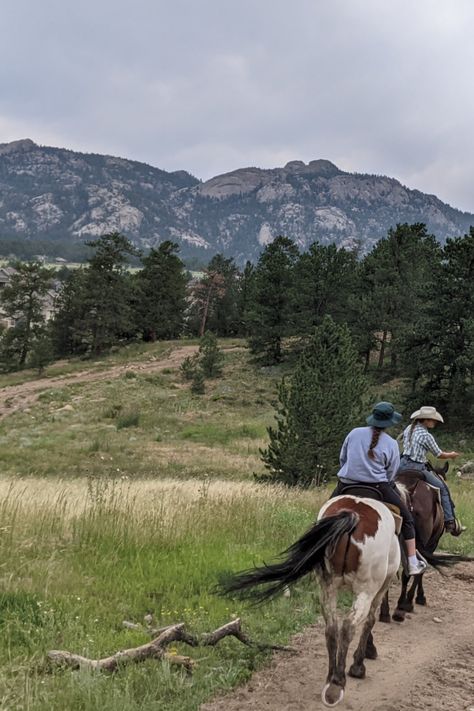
left=137, top=241, right=187, bottom=340
left=294, top=243, right=358, bottom=333
left=0, top=260, right=53, bottom=369
left=51, top=233, right=138, bottom=356
left=355, top=223, right=441, bottom=369
left=190, top=268, right=226, bottom=336
left=51, top=269, right=88, bottom=356
left=260, top=316, right=368, bottom=486
left=204, top=254, right=240, bottom=336
left=198, top=331, right=223, bottom=377
left=402, top=229, right=474, bottom=423
left=236, top=260, right=256, bottom=336
left=247, top=236, right=299, bottom=364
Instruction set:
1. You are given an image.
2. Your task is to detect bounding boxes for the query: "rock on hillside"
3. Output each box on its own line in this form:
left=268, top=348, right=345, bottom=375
left=0, top=139, right=472, bottom=262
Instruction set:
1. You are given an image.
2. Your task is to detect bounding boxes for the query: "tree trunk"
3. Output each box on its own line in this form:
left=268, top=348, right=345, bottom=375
left=377, top=330, right=387, bottom=369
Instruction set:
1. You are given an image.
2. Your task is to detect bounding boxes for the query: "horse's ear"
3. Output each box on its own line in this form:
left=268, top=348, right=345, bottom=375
left=442, top=461, right=449, bottom=474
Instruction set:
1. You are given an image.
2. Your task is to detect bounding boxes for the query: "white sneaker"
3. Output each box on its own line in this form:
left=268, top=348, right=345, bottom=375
left=408, top=558, right=427, bottom=576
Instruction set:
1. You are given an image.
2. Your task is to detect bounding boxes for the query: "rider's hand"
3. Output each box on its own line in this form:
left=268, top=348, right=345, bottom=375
left=450, top=451, right=461, bottom=458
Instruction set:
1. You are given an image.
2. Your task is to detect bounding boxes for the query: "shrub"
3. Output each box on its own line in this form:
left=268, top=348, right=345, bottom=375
left=116, top=409, right=141, bottom=430
left=198, top=332, right=223, bottom=378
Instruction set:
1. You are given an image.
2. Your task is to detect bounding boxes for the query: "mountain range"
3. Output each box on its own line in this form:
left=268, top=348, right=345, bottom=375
left=0, top=138, right=472, bottom=263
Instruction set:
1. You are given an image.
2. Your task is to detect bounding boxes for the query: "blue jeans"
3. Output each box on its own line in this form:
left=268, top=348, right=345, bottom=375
left=398, top=456, right=455, bottom=521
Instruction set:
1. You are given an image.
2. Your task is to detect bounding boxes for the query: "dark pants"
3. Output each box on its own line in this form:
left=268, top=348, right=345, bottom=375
left=331, top=480, right=416, bottom=540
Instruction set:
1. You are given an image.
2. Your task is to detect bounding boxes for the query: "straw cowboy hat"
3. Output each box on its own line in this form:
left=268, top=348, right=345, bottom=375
left=410, top=406, right=444, bottom=423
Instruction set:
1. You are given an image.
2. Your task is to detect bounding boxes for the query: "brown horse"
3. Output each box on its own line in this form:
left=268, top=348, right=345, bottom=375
left=380, top=462, right=448, bottom=623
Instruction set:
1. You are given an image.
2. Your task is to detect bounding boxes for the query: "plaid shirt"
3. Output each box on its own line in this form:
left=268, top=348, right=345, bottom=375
left=402, top=423, right=442, bottom=463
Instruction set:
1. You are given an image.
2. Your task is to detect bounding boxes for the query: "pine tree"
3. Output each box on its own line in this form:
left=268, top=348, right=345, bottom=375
left=51, top=233, right=138, bottom=356
left=354, top=223, right=441, bottom=369
left=260, top=316, right=368, bottom=486
left=402, top=229, right=474, bottom=423
left=236, top=261, right=256, bottom=336
left=0, top=260, right=54, bottom=369
left=137, top=241, right=187, bottom=340
left=247, top=236, right=299, bottom=364
left=204, top=254, right=240, bottom=336
left=294, top=243, right=358, bottom=333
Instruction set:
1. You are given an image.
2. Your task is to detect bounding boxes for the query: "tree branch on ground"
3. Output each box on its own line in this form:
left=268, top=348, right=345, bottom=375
left=47, top=618, right=296, bottom=674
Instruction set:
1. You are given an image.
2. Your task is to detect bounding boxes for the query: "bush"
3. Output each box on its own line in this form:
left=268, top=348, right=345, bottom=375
left=180, top=353, right=200, bottom=381
left=191, top=369, right=205, bottom=395
left=116, top=409, right=141, bottom=430
left=198, top=331, right=223, bottom=378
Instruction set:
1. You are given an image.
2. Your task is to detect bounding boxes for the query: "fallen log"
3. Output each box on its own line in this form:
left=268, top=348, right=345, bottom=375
left=47, top=618, right=296, bottom=674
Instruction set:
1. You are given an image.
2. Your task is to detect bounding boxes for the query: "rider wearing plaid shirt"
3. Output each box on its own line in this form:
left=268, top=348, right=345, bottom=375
left=398, top=406, right=462, bottom=533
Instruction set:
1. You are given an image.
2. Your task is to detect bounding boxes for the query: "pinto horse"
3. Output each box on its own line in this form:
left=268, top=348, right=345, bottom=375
left=222, top=494, right=401, bottom=708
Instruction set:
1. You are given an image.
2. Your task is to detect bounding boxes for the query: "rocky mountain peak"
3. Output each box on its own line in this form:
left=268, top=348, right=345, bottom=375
left=0, top=140, right=472, bottom=264
left=0, top=138, right=38, bottom=156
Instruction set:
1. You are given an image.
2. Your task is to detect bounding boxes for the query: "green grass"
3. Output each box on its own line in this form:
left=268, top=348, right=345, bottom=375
left=0, top=345, right=277, bottom=481
left=0, top=479, right=324, bottom=711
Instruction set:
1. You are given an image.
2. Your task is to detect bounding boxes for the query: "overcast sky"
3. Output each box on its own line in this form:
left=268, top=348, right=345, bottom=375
left=1, top=0, right=473, bottom=212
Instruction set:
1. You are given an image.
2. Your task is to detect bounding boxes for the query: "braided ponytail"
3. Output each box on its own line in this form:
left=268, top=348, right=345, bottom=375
left=409, top=419, right=420, bottom=443
left=368, top=427, right=383, bottom=460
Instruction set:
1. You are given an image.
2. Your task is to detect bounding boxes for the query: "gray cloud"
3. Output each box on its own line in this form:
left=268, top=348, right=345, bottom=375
left=1, top=0, right=473, bottom=212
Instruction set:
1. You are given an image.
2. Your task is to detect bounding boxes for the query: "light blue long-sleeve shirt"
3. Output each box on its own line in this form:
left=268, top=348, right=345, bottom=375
left=337, top=426, right=400, bottom=483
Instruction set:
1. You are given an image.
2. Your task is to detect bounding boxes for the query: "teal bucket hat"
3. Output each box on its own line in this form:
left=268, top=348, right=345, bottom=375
left=366, top=401, right=402, bottom=428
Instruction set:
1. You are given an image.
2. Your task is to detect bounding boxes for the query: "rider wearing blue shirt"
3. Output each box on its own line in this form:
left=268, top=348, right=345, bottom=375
left=332, top=402, right=426, bottom=576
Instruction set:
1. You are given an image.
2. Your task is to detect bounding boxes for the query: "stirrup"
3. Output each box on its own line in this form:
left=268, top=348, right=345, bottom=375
left=445, top=518, right=465, bottom=536
left=408, top=558, right=427, bottom=576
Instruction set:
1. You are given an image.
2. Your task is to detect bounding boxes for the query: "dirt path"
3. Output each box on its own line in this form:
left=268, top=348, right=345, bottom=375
left=201, top=562, right=474, bottom=711
left=0, top=344, right=199, bottom=419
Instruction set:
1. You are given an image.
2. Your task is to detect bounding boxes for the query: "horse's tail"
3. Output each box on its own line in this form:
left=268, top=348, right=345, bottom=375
left=219, top=511, right=359, bottom=603
left=416, top=543, right=473, bottom=569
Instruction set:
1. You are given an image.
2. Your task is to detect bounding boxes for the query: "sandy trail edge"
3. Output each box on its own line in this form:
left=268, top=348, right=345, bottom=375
left=0, top=344, right=202, bottom=419
left=201, top=562, right=474, bottom=711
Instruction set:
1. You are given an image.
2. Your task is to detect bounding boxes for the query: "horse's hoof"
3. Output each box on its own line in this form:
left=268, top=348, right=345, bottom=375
left=416, top=597, right=427, bottom=606
left=365, top=645, right=378, bottom=660
left=321, top=683, right=344, bottom=707
left=349, top=663, right=366, bottom=679
left=398, top=603, right=414, bottom=613
left=392, top=610, right=405, bottom=623
left=379, top=614, right=391, bottom=624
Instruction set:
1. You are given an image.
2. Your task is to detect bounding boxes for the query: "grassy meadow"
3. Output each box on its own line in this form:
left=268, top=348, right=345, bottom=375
left=0, top=340, right=472, bottom=710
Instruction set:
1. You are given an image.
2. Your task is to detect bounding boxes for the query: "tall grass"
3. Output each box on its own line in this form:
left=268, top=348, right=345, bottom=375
left=0, top=478, right=325, bottom=711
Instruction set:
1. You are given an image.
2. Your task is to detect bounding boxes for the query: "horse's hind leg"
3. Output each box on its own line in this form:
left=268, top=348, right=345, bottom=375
left=349, top=581, right=389, bottom=678
left=405, top=574, right=421, bottom=609
left=365, top=631, right=377, bottom=660
left=320, top=581, right=341, bottom=707
left=415, top=573, right=426, bottom=605
left=330, top=592, right=374, bottom=689
left=393, top=571, right=410, bottom=622
left=322, top=589, right=374, bottom=701
left=379, top=589, right=391, bottom=623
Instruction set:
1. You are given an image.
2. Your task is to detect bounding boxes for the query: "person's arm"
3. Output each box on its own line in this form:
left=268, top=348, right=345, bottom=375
left=386, top=442, right=401, bottom=482
left=339, top=434, right=349, bottom=466
left=422, top=431, right=460, bottom=460
left=438, top=450, right=461, bottom=460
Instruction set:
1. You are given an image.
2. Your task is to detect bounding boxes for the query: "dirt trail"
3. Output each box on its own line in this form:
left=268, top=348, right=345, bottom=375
left=0, top=344, right=199, bottom=419
left=201, top=563, right=474, bottom=711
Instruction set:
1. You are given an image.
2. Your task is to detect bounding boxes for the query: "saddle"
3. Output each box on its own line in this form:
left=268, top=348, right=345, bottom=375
left=336, top=483, right=403, bottom=535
